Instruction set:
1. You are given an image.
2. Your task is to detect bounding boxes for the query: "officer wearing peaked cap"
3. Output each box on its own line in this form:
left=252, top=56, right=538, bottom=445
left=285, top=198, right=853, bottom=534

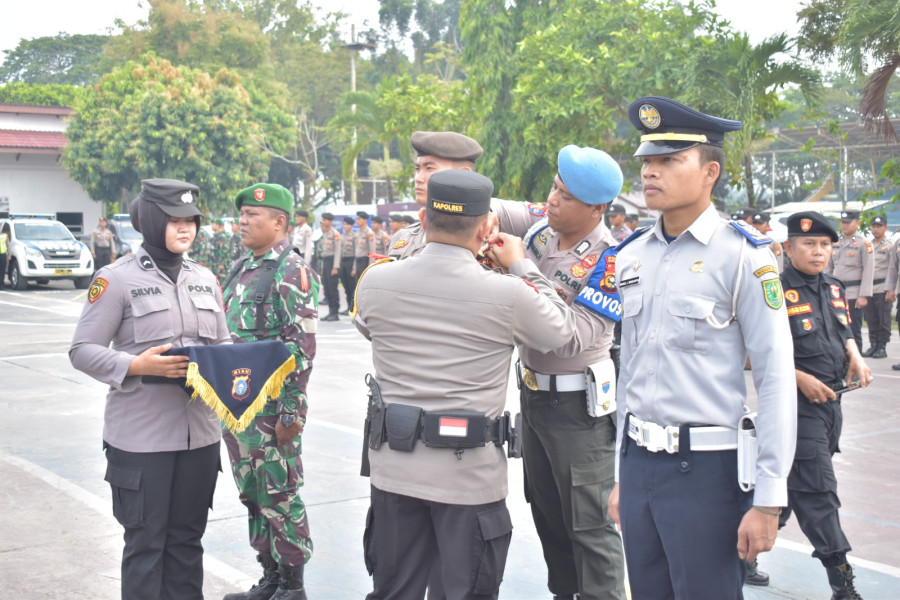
left=610, top=96, right=797, bottom=598
left=316, top=212, right=342, bottom=321
left=339, top=216, right=356, bottom=314
left=70, top=178, right=230, bottom=600
left=353, top=169, right=576, bottom=599
left=607, top=203, right=632, bottom=242
left=779, top=210, right=871, bottom=599
left=388, top=131, right=484, bottom=260
left=488, top=145, right=627, bottom=599
left=863, top=215, right=892, bottom=358
left=827, top=210, right=874, bottom=351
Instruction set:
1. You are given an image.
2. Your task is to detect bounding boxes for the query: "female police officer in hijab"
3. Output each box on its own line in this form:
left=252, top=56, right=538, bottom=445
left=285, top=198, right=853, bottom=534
left=70, top=179, right=231, bottom=600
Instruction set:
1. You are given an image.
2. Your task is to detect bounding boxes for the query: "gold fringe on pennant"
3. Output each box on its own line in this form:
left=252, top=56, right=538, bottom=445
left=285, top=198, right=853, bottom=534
left=185, top=354, right=297, bottom=434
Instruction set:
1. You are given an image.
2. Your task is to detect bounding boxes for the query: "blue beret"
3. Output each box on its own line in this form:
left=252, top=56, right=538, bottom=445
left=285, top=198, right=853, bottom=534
left=557, top=145, right=623, bottom=206
left=629, top=96, right=742, bottom=157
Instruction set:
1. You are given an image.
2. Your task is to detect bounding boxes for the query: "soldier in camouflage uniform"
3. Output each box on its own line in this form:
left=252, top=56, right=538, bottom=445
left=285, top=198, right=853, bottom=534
left=222, top=183, right=318, bottom=600
left=210, top=218, right=233, bottom=286
left=192, top=224, right=212, bottom=267
left=231, top=219, right=245, bottom=262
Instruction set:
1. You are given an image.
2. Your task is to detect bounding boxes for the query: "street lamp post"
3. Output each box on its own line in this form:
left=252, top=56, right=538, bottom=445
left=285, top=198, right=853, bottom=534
left=341, top=26, right=375, bottom=205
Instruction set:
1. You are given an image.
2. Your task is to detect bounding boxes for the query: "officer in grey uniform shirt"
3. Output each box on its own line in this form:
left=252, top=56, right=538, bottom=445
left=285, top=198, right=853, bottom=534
left=339, top=216, right=356, bottom=314
left=388, top=131, right=484, bottom=259
left=490, top=146, right=627, bottom=599
left=70, top=179, right=230, bottom=600
left=371, top=216, right=390, bottom=258
left=317, top=212, right=342, bottom=321
left=607, top=203, right=632, bottom=242
left=827, top=210, right=874, bottom=350
left=862, top=215, right=892, bottom=359
left=354, top=210, right=375, bottom=274
left=609, top=96, right=797, bottom=599
left=887, top=229, right=900, bottom=369
left=353, top=169, right=576, bottom=599
left=291, top=209, right=314, bottom=262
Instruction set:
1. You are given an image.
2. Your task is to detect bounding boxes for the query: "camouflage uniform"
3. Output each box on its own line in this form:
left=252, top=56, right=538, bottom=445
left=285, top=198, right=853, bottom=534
left=230, top=232, right=245, bottom=262
left=192, top=227, right=211, bottom=267
left=222, top=237, right=319, bottom=567
left=210, top=229, right=232, bottom=285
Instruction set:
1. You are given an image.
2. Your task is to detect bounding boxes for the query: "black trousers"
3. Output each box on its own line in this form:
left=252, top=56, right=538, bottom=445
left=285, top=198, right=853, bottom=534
left=847, top=301, right=864, bottom=350
left=779, top=396, right=851, bottom=564
left=363, top=485, right=512, bottom=600
left=95, top=246, right=112, bottom=270
left=320, top=257, right=339, bottom=315
left=863, top=292, right=892, bottom=346
left=105, top=441, right=220, bottom=600
left=339, top=256, right=356, bottom=309
left=0, top=254, right=6, bottom=289
left=619, top=434, right=752, bottom=600
left=520, top=388, right=626, bottom=599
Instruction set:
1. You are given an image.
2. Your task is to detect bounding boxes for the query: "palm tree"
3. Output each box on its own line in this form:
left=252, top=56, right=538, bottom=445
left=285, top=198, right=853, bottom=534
left=689, top=33, right=822, bottom=206
left=327, top=89, right=397, bottom=203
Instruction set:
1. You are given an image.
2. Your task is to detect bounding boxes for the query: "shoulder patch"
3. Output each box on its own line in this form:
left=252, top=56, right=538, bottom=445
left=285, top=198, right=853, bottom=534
left=392, top=239, right=409, bottom=250
left=88, top=277, right=109, bottom=303
left=729, top=220, right=771, bottom=247
left=573, top=247, right=621, bottom=321
left=866, top=241, right=873, bottom=254
left=524, top=219, right=550, bottom=254
left=753, top=265, right=777, bottom=278
left=762, top=279, right=783, bottom=309
left=525, top=202, right=547, bottom=217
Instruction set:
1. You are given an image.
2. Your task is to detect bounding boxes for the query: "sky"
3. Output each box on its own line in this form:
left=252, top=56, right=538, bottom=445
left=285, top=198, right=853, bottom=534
left=0, top=0, right=804, bottom=60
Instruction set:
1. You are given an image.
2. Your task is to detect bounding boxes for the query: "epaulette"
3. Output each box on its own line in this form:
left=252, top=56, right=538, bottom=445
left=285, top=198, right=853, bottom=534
left=729, top=220, right=771, bottom=247
left=524, top=218, right=550, bottom=254
left=614, top=226, right=652, bottom=252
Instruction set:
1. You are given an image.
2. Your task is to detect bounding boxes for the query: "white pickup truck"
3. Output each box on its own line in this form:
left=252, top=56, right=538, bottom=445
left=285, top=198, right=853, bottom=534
left=0, top=214, right=93, bottom=290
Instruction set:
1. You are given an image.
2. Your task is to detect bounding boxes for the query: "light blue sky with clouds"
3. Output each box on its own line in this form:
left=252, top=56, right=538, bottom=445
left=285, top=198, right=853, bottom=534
left=1, top=0, right=804, bottom=59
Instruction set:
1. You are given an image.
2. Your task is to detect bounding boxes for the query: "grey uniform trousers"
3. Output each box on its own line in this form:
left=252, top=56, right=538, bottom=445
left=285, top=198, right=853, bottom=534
left=521, top=388, right=626, bottom=600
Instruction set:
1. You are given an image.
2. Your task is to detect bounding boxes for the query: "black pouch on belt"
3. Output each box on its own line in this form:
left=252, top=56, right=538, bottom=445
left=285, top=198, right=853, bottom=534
left=385, top=403, right=423, bottom=452
left=421, top=410, right=489, bottom=449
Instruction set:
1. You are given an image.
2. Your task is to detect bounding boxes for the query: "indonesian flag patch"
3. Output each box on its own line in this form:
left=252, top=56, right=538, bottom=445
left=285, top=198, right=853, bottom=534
left=439, top=417, right=468, bottom=437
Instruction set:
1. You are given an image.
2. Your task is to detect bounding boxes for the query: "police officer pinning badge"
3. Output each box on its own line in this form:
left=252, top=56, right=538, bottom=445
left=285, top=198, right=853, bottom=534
left=763, top=279, right=784, bottom=309
left=785, top=289, right=800, bottom=303
left=180, top=192, right=193, bottom=204
left=254, top=188, right=265, bottom=202
left=88, top=277, right=108, bottom=303
left=690, top=261, right=704, bottom=273
left=639, top=103, right=662, bottom=129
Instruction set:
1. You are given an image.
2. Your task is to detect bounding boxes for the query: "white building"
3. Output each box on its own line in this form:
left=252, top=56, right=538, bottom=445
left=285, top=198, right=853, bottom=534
left=0, top=104, right=100, bottom=235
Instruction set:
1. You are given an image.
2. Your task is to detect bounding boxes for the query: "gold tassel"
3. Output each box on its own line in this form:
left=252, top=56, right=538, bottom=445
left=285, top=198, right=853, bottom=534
left=185, top=355, right=297, bottom=434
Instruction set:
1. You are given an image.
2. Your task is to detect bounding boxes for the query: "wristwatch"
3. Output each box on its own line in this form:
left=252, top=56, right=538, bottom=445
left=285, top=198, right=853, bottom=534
left=280, top=413, right=297, bottom=428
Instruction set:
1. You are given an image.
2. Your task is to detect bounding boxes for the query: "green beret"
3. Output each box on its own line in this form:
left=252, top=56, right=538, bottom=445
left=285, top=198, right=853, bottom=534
left=411, top=131, right=483, bottom=162
left=234, top=183, right=293, bottom=217
left=428, top=170, right=493, bottom=216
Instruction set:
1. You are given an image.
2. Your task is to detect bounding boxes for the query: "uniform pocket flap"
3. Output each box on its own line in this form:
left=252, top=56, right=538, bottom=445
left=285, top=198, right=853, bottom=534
left=622, top=294, right=643, bottom=317
left=667, top=292, right=715, bottom=319
left=477, top=507, right=513, bottom=540
left=104, top=464, right=141, bottom=490
left=571, top=460, right=614, bottom=487
left=189, top=293, right=221, bottom=312
left=131, top=295, right=171, bottom=317
left=794, top=438, right=818, bottom=461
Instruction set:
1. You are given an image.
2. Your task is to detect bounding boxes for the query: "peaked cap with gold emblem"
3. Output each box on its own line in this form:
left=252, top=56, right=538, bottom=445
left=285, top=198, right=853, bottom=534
left=628, top=96, right=743, bottom=157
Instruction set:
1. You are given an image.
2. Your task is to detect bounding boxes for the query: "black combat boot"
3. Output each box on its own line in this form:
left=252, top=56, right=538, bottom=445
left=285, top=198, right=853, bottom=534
left=826, top=562, right=863, bottom=600
left=861, top=345, right=877, bottom=357
left=223, top=553, right=280, bottom=600
left=871, top=344, right=888, bottom=359
left=270, top=563, right=307, bottom=600
left=744, top=558, right=770, bottom=586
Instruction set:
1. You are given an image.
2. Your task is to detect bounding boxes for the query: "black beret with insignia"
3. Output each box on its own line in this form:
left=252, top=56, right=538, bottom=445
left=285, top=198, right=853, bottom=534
left=427, top=170, right=493, bottom=216
left=342, top=216, right=354, bottom=224
left=411, top=131, right=484, bottom=162
left=140, top=178, right=202, bottom=218
left=788, top=211, right=838, bottom=242
left=296, top=209, right=309, bottom=218
left=402, top=215, right=417, bottom=224
left=389, top=213, right=403, bottom=222
left=628, top=96, right=742, bottom=157
left=356, top=210, right=369, bottom=219
left=321, top=212, right=334, bottom=221
left=371, top=216, right=383, bottom=224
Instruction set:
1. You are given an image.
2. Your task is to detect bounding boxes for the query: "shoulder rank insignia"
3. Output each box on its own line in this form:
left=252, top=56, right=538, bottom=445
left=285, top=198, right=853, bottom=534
left=729, top=220, right=771, bottom=247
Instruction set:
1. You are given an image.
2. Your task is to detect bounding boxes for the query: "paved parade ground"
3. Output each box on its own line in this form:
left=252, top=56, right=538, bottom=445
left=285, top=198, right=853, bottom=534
left=1, top=282, right=899, bottom=599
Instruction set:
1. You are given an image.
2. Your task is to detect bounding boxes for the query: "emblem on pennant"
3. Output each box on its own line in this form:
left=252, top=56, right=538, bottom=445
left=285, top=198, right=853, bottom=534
left=800, top=218, right=812, bottom=232
left=254, top=188, right=266, bottom=202
left=231, top=368, right=251, bottom=401
left=763, top=279, right=784, bottom=309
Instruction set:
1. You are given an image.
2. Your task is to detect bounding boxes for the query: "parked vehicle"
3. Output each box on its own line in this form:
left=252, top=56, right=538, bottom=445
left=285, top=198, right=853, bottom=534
left=110, top=213, right=143, bottom=255
left=0, top=214, right=93, bottom=289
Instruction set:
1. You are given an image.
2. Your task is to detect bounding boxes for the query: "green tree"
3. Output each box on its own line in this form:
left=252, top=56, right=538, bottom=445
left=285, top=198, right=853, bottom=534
left=0, top=34, right=110, bottom=86
left=799, top=0, right=900, bottom=139
left=0, top=82, right=83, bottom=107
left=688, top=33, right=822, bottom=206
left=63, top=53, right=295, bottom=215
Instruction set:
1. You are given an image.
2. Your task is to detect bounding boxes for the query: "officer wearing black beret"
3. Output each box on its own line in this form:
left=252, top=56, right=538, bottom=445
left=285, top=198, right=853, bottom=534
left=752, top=212, right=784, bottom=271
left=612, top=96, right=797, bottom=597
left=352, top=169, right=575, bottom=599
left=779, top=210, right=871, bottom=598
